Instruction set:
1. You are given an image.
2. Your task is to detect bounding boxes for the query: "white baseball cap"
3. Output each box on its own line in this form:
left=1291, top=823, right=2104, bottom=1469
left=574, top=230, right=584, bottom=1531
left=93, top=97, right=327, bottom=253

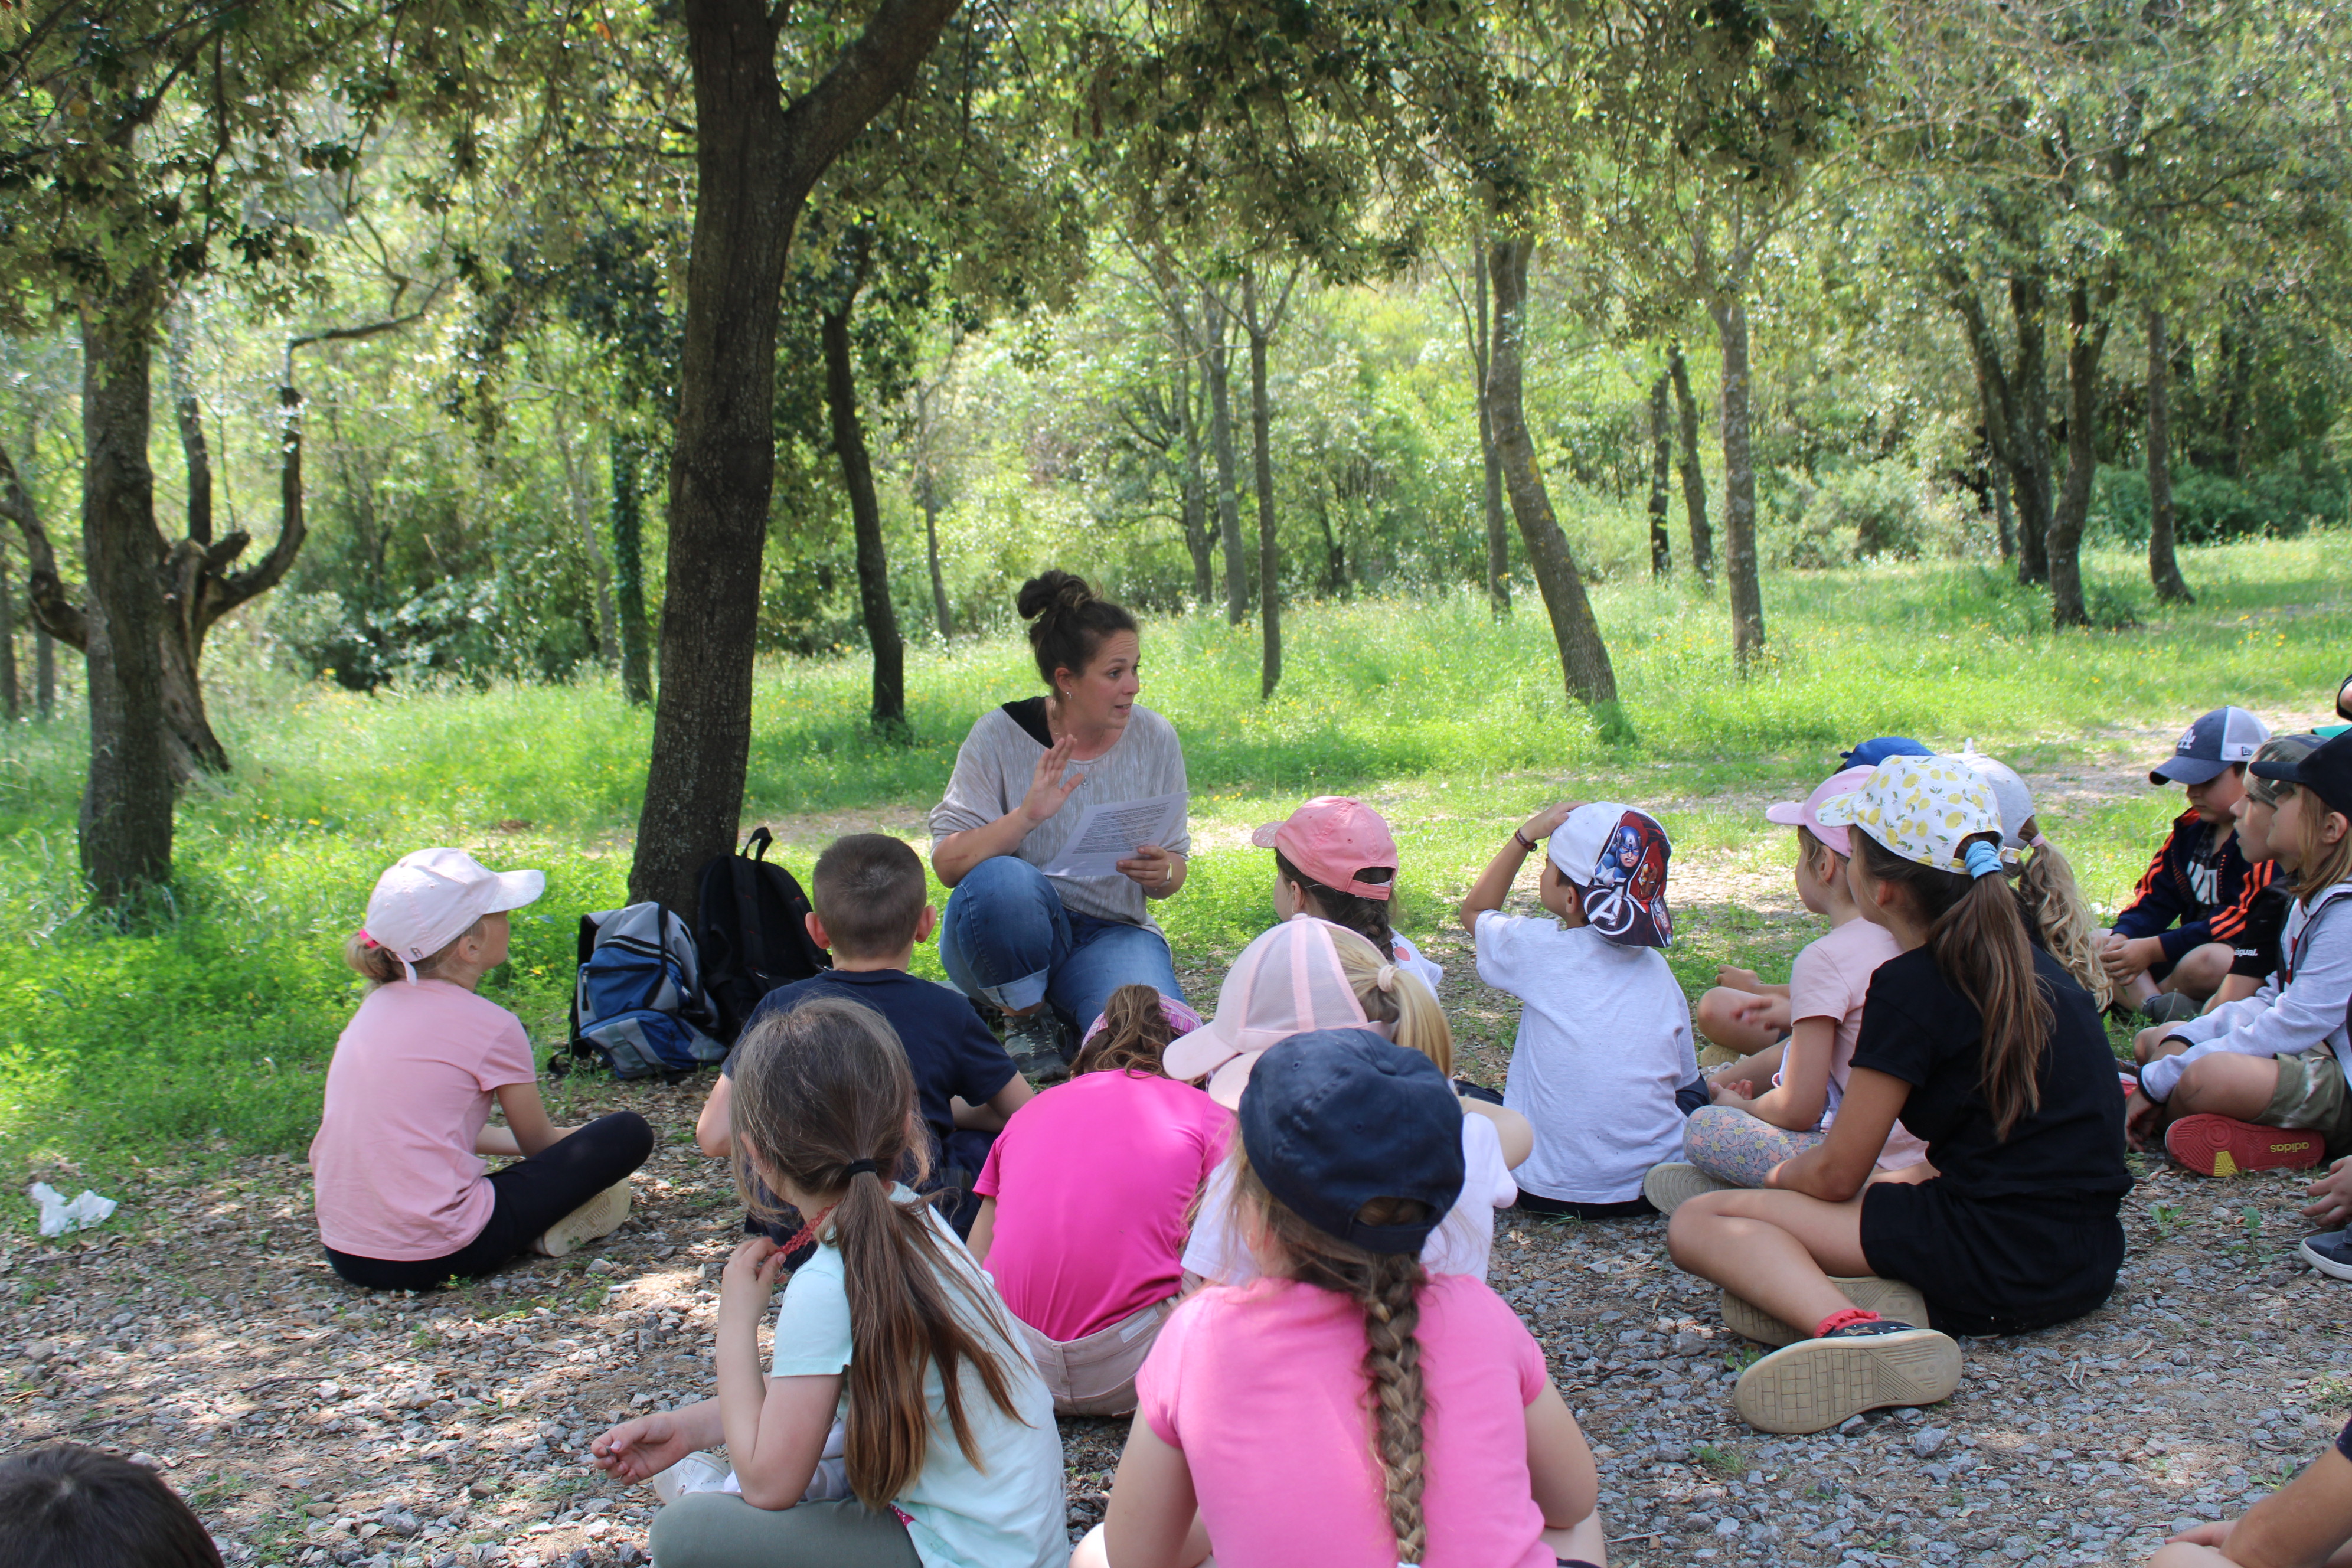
left=1955, top=743, right=2039, bottom=851
left=363, top=848, right=545, bottom=969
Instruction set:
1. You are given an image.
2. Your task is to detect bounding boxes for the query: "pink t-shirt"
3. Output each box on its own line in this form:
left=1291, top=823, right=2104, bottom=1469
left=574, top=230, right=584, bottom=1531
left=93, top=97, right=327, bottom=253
left=973, top=1070, right=1229, bottom=1342
left=309, top=980, right=537, bottom=1260
left=1137, top=1275, right=1555, bottom=1568
left=1788, top=917, right=1928, bottom=1168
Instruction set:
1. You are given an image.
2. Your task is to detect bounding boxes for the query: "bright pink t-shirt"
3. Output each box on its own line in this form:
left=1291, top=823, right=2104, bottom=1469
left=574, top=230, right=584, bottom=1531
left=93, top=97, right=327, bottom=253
left=1137, top=1275, right=1555, bottom=1568
left=309, top=980, right=537, bottom=1260
left=972, top=1070, right=1230, bottom=1342
left=1788, top=917, right=1928, bottom=1168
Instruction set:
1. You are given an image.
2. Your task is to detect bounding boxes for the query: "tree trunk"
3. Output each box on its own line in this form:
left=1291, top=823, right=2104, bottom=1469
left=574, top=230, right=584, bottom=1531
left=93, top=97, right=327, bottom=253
left=1175, top=348, right=1213, bottom=606
left=608, top=429, right=654, bottom=705
left=2145, top=306, right=2193, bottom=605
left=630, top=0, right=961, bottom=914
left=1992, top=460, right=2015, bottom=559
left=166, top=311, right=214, bottom=547
left=920, top=483, right=953, bottom=639
left=1647, top=370, right=1672, bottom=579
left=1204, top=289, right=1246, bottom=625
left=1485, top=239, right=1622, bottom=718
left=34, top=620, right=52, bottom=718
left=2047, top=279, right=2111, bottom=630
left=1708, top=295, right=1766, bottom=669
left=78, top=285, right=177, bottom=902
left=0, top=546, right=17, bottom=722
left=556, top=416, right=621, bottom=668
left=1669, top=344, right=1714, bottom=586
left=1472, top=243, right=1508, bottom=615
left=822, top=297, right=906, bottom=734
left=2010, top=274, right=2054, bottom=586
left=1244, top=270, right=1283, bottom=699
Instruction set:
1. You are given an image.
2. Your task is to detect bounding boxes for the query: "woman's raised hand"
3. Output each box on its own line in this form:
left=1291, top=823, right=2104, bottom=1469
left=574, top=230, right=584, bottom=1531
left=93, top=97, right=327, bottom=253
left=1021, top=735, right=1085, bottom=826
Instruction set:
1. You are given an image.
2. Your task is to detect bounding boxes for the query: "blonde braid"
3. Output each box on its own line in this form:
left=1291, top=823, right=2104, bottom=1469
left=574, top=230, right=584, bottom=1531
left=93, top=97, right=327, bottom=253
left=1359, top=1254, right=1430, bottom=1563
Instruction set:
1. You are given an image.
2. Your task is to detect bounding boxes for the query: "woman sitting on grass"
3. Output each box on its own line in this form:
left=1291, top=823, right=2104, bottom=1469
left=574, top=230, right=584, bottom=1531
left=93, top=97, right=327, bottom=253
left=1667, top=756, right=2131, bottom=1435
left=310, top=848, right=651, bottom=1292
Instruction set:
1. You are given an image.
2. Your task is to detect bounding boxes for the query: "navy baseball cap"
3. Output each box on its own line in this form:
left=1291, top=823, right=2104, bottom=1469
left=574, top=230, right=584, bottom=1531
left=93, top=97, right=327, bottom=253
left=1237, top=1028, right=1465, bottom=1256
left=2252, top=729, right=2352, bottom=818
left=2151, top=707, right=2270, bottom=785
left=1840, top=736, right=1933, bottom=769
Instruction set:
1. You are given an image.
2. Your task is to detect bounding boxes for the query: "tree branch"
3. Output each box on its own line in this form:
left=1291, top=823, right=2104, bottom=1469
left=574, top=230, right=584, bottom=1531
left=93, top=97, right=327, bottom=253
left=0, top=436, right=87, bottom=650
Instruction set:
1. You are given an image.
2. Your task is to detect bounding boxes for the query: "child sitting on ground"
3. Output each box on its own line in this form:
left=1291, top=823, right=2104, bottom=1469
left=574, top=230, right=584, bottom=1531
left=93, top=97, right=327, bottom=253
left=1072, top=1029, right=1607, bottom=1568
left=591, top=997, right=1067, bottom=1567
left=1459, top=799, right=1697, bottom=1217
left=1647, top=768, right=1926, bottom=1213
left=1957, top=743, right=2112, bottom=1008
left=311, top=849, right=651, bottom=1291
left=2102, top=706, right=2276, bottom=1022
left=2148, top=1410, right=2352, bottom=1568
left=1255, top=796, right=1443, bottom=993
left=1168, top=917, right=1531, bottom=1285
left=1668, top=756, right=2131, bottom=1435
left=2126, top=730, right=2352, bottom=1190
left=0, top=1442, right=228, bottom=1567
left=694, top=833, right=1031, bottom=1239
left=2193, top=735, right=2320, bottom=1017
left=966, top=985, right=1227, bottom=1416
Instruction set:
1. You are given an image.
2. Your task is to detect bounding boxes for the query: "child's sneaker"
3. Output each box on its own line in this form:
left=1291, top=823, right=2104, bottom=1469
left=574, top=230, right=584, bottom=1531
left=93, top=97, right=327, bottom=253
left=2163, top=1114, right=2323, bottom=1177
left=2301, top=1229, right=2352, bottom=1281
left=534, top=1180, right=632, bottom=1257
left=651, top=1451, right=731, bottom=1504
left=1642, top=1162, right=1732, bottom=1217
left=1732, top=1320, right=1961, bottom=1433
left=2139, top=992, right=2203, bottom=1025
left=1720, top=1277, right=1932, bottom=1348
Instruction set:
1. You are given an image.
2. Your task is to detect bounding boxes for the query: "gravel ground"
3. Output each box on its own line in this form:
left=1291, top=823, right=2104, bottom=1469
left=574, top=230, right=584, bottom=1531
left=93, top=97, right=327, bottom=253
left=5, top=1080, right=2344, bottom=1568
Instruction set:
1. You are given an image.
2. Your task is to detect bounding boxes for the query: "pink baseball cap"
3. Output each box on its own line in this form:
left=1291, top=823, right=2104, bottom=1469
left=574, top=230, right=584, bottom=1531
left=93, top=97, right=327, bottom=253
left=1077, top=992, right=1206, bottom=1056
left=1162, top=915, right=1391, bottom=1109
left=1250, top=797, right=1399, bottom=901
left=1763, top=766, right=1875, bottom=858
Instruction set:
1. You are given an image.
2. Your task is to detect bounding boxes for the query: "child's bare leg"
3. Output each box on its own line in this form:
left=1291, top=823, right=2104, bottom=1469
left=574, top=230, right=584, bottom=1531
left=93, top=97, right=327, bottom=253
left=1666, top=1188, right=1873, bottom=1332
left=2158, top=942, right=2235, bottom=1004
left=1697, top=988, right=1782, bottom=1056
left=1709, top=1040, right=1789, bottom=1093
left=2170, top=1053, right=2284, bottom=1122
left=2146, top=1543, right=2232, bottom=1568
left=2134, top=1025, right=2190, bottom=1066
left=1541, top=1511, right=1608, bottom=1564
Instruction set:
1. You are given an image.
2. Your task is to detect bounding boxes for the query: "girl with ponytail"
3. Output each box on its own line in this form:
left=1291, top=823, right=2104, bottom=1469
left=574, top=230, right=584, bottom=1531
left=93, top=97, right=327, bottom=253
left=1073, top=1029, right=1605, bottom=1568
left=590, top=998, right=1067, bottom=1568
left=1668, top=755, right=2130, bottom=1436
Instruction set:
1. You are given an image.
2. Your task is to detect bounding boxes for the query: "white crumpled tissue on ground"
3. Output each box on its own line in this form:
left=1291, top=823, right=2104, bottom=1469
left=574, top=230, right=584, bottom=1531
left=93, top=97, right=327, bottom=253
left=30, top=1182, right=117, bottom=1237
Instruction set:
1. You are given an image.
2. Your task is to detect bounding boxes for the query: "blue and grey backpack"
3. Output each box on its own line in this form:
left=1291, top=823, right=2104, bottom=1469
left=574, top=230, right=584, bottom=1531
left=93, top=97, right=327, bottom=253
left=566, top=901, right=726, bottom=1079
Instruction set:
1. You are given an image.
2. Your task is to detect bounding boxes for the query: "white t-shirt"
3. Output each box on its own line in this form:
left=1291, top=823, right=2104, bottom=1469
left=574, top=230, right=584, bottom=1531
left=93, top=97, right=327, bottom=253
left=770, top=1192, right=1067, bottom=1568
left=1393, top=932, right=1444, bottom=996
left=1182, top=1109, right=1517, bottom=1284
left=1475, top=910, right=1697, bottom=1204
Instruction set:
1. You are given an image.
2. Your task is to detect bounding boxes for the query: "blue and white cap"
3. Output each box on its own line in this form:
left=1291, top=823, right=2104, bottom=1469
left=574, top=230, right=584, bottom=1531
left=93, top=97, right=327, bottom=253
left=2150, top=707, right=2270, bottom=786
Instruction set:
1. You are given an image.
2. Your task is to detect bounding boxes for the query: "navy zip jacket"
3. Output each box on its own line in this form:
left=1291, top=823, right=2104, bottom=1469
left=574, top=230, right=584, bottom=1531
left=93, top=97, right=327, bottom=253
left=2113, top=809, right=2276, bottom=964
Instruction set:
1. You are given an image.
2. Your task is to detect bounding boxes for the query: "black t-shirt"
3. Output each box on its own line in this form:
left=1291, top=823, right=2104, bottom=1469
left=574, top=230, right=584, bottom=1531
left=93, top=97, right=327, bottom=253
left=1849, top=946, right=2131, bottom=1209
left=727, top=969, right=1019, bottom=1158
left=2232, top=883, right=2292, bottom=980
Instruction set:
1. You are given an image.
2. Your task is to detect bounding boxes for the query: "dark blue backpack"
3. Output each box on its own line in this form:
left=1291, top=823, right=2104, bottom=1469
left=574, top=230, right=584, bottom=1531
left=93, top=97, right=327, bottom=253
left=566, top=902, right=726, bottom=1079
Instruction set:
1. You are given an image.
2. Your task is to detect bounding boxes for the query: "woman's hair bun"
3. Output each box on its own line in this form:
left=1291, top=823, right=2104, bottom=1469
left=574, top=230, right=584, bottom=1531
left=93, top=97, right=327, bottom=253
left=1017, top=570, right=1095, bottom=622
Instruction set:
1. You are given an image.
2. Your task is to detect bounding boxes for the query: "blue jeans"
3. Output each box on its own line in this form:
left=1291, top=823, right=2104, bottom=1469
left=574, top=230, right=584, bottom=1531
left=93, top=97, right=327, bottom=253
left=939, top=856, right=1187, bottom=1032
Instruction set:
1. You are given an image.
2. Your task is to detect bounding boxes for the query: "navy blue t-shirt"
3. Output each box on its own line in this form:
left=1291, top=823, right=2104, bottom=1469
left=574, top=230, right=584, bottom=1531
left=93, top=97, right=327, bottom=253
left=726, top=968, right=1018, bottom=1161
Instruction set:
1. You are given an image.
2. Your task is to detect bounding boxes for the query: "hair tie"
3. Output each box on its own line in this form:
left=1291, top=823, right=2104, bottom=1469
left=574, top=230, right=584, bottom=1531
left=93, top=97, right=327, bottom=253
left=358, top=929, right=383, bottom=949
left=842, top=1159, right=880, bottom=1178
left=1964, top=839, right=2004, bottom=880
left=2028, top=831, right=2051, bottom=851
left=1374, top=963, right=1397, bottom=994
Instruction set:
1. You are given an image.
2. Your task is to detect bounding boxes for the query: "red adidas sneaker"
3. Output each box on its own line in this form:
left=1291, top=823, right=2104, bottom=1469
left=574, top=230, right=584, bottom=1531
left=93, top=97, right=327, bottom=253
left=2164, top=1114, right=2324, bottom=1177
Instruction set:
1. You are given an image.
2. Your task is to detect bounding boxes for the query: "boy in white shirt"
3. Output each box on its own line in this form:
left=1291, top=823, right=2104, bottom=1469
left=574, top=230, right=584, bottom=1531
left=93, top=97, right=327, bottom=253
left=1460, top=800, right=1698, bottom=1217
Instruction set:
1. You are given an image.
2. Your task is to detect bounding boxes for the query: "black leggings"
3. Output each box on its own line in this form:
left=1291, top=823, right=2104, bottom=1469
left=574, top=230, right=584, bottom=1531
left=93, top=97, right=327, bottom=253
left=325, top=1111, right=654, bottom=1291
left=1513, top=1192, right=1658, bottom=1221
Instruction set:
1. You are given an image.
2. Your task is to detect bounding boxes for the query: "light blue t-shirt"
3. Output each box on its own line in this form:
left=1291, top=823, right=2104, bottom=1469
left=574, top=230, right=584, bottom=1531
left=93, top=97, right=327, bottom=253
left=770, top=1190, right=1066, bottom=1568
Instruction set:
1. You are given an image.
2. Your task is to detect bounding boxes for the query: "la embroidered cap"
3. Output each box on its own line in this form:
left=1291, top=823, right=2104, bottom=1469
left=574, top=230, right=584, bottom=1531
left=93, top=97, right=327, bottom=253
left=1250, top=797, right=1399, bottom=900
left=1815, top=754, right=2001, bottom=874
left=2252, top=728, right=2352, bottom=818
left=1840, top=736, right=1934, bottom=770
left=364, top=848, right=545, bottom=964
left=2150, top=707, right=2270, bottom=786
left=1162, top=916, right=1388, bottom=1108
left=1955, top=743, right=2038, bottom=851
left=2244, top=734, right=2322, bottom=808
left=1546, top=802, right=1675, bottom=948
left=1237, top=1028, right=1465, bottom=1257
left=1763, top=766, right=1874, bottom=858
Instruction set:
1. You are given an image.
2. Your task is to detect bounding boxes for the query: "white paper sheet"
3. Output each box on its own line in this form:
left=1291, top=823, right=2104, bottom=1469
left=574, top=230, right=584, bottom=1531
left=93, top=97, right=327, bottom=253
left=1041, top=792, right=1187, bottom=879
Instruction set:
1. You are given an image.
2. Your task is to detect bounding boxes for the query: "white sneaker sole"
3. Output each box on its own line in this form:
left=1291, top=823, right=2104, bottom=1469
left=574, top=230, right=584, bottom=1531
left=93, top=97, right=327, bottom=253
left=1733, top=1328, right=1962, bottom=1433
left=2301, top=1236, right=2352, bottom=1281
left=1644, top=1161, right=1734, bottom=1217
left=1721, top=1277, right=1932, bottom=1348
left=537, top=1180, right=631, bottom=1259
left=651, top=1451, right=730, bottom=1505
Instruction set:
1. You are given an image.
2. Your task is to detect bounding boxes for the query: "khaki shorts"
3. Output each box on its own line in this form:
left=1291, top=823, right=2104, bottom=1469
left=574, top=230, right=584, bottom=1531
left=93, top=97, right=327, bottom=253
left=1014, top=1297, right=1174, bottom=1418
left=2264, top=1051, right=2352, bottom=1155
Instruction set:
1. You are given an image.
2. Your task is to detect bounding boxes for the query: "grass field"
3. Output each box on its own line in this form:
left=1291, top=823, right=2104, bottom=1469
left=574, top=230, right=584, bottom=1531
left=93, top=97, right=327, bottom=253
left=0, top=537, right=2343, bottom=1201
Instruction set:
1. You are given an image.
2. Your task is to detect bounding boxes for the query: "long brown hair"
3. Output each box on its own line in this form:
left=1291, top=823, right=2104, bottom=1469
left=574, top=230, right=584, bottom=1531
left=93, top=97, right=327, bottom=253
left=1234, top=1148, right=1435, bottom=1563
left=1072, top=983, right=1178, bottom=1076
left=2011, top=824, right=2111, bottom=1010
left=728, top=997, right=1030, bottom=1507
left=1275, top=849, right=1399, bottom=957
left=1327, top=926, right=1451, bottom=1076
left=1855, top=829, right=2054, bottom=1139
